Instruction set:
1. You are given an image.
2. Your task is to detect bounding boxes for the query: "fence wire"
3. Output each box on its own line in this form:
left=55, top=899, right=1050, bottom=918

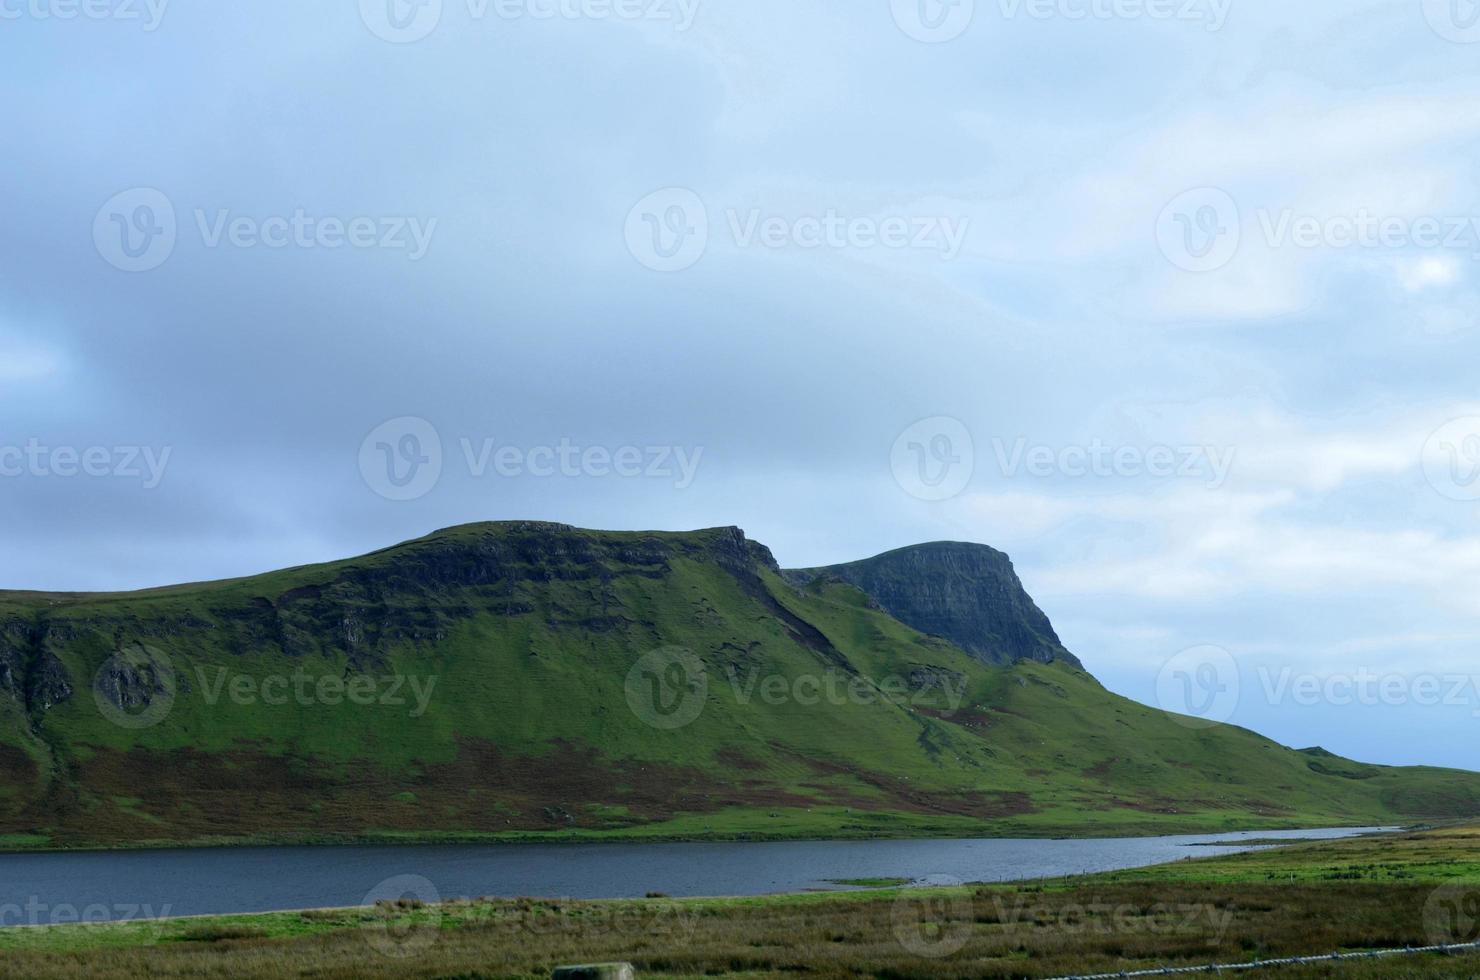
left=1045, top=939, right=1480, bottom=979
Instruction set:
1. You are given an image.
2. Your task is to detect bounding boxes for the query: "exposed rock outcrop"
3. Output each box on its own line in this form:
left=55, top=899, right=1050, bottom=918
left=0, top=619, right=74, bottom=716
left=787, top=542, right=1082, bottom=669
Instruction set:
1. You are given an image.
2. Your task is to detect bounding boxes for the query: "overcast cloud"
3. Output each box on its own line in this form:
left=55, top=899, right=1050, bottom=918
left=5, top=0, right=1480, bottom=768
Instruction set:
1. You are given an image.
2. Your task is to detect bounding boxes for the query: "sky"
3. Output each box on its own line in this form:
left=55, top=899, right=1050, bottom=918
left=4, top=0, right=1480, bottom=769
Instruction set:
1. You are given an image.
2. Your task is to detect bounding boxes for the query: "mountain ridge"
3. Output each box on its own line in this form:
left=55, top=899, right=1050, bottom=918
left=0, top=520, right=1475, bottom=850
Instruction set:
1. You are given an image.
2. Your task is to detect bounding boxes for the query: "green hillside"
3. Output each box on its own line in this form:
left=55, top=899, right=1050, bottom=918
left=0, top=521, right=1474, bottom=849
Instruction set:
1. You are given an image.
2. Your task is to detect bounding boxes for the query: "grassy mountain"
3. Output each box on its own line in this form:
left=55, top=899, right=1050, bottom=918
left=0, top=521, right=1475, bottom=849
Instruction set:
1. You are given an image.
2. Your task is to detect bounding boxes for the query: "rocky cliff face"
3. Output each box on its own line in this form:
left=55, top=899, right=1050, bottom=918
left=0, top=617, right=74, bottom=718
left=787, top=542, right=1082, bottom=669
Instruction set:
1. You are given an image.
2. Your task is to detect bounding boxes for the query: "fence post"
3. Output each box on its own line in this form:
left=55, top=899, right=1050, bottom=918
left=553, top=963, right=636, bottom=980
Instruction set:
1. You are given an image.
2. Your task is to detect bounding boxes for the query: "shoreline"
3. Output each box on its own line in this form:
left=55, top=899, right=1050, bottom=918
left=0, top=818, right=1408, bottom=857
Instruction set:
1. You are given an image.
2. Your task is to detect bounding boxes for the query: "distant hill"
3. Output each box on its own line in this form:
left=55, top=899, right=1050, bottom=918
left=0, top=521, right=1474, bottom=850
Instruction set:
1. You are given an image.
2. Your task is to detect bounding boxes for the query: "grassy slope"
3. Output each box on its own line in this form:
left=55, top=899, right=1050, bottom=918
left=1088, top=822, right=1480, bottom=886
left=0, top=522, right=1476, bottom=848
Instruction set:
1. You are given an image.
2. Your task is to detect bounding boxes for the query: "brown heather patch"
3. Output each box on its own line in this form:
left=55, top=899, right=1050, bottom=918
left=1098, top=796, right=1296, bottom=818
left=6, top=882, right=1480, bottom=979
left=712, top=747, right=765, bottom=771
left=0, top=742, right=39, bottom=783
left=2, top=736, right=1043, bottom=846
left=1101, top=796, right=1192, bottom=815
left=2, top=738, right=830, bottom=846
left=792, top=753, right=1037, bottom=820
left=0, top=741, right=48, bottom=832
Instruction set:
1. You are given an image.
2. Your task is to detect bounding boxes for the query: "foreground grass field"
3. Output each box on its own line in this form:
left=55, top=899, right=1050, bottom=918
left=5, top=825, right=1480, bottom=978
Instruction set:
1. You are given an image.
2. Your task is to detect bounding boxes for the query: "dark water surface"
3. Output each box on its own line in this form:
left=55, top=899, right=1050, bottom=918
left=0, top=826, right=1389, bottom=924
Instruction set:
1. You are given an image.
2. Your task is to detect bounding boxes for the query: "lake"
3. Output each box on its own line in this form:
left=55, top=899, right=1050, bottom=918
left=0, top=826, right=1389, bottom=925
